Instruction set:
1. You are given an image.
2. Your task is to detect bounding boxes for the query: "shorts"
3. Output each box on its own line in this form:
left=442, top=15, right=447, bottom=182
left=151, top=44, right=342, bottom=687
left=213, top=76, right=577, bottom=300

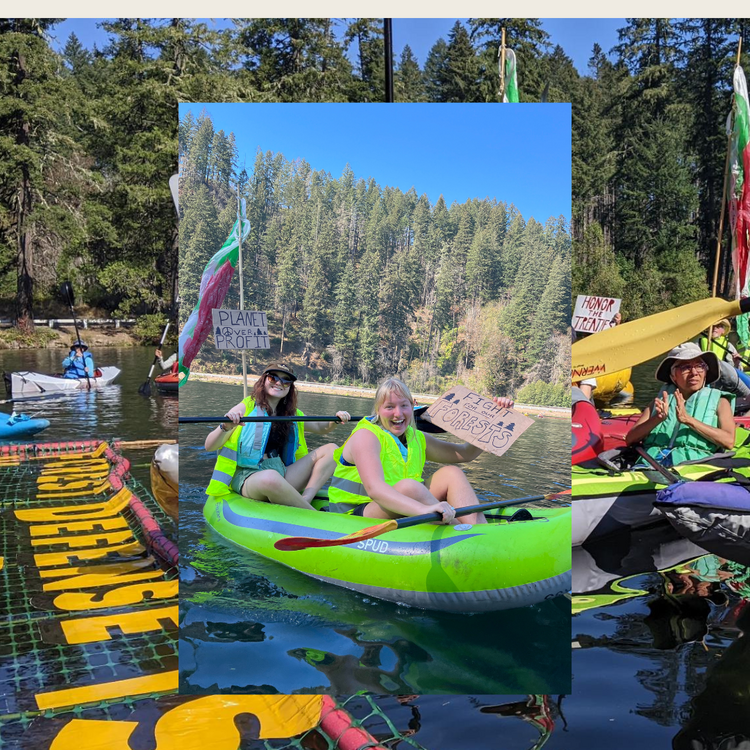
left=230, top=455, right=287, bottom=494
left=327, top=501, right=368, bottom=516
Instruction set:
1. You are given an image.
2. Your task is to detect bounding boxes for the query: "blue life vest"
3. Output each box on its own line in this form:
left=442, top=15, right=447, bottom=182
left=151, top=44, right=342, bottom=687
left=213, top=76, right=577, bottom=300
left=63, top=351, right=94, bottom=379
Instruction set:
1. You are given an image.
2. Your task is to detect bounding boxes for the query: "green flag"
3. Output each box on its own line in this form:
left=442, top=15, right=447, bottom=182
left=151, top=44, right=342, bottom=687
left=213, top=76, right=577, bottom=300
left=503, top=49, right=519, bottom=103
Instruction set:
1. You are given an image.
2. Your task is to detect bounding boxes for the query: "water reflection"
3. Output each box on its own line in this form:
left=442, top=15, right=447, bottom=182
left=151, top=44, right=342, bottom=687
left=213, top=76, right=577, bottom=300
left=179, top=381, right=571, bottom=694
left=571, top=517, right=749, bottom=748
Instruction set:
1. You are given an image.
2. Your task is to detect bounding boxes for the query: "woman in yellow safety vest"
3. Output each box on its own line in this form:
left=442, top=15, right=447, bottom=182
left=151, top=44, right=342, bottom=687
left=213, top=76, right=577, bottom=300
left=205, top=362, right=351, bottom=509
left=328, top=377, right=513, bottom=526
left=699, top=319, right=739, bottom=364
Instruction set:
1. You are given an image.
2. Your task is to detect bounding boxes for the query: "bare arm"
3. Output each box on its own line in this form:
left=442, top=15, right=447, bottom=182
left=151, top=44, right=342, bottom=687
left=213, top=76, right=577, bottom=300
left=624, top=405, right=661, bottom=446
left=678, top=395, right=735, bottom=451
left=205, top=400, right=246, bottom=451
left=305, top=410, right=351, bottom=435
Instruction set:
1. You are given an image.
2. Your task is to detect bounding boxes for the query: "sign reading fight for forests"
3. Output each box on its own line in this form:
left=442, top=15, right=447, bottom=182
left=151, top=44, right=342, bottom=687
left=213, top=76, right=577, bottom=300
left=211, top=309, right=270, bottom=349
left=422, top=386, right=534, bottom=458
left=572, top=295, right=622, bottom=333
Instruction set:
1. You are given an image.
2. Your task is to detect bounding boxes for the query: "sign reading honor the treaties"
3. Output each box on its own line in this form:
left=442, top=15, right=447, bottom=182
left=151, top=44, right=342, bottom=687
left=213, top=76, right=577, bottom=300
left=572, top=295, right=621, bottom=333
left=422, top=386, right=534, bottom=458
left=211, top=309, right=270, bottom=349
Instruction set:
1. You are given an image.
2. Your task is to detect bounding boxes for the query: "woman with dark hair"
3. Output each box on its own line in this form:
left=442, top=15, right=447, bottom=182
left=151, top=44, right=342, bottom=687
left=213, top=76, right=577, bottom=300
left=205, top=363, right=350, bottom=509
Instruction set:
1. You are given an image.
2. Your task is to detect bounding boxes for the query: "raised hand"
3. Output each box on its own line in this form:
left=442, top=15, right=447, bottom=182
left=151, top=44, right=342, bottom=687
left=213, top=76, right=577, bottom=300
left=654, top=391, right=670, bottom=422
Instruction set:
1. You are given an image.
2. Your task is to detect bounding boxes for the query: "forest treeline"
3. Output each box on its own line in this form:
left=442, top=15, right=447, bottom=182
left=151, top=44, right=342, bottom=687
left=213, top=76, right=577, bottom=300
left=0, top=20, right=178, bottom=335
left=573, top=19, right=750, bottom=320
left=179, top=111, right=571, bottom=402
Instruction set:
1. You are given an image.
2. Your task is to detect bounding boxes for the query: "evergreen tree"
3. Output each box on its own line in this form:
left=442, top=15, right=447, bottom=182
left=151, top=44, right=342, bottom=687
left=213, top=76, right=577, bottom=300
left=395, top=44, right=425, bottom=102
left=0, top=19, right=80, bottom=330
left=442, top=21, right=481, bottom=102
left=423, top=38, right=449, bottom=102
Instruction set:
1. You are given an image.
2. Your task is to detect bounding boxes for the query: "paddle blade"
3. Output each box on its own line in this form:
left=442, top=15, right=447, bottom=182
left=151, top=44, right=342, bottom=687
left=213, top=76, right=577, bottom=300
left=138, top=380, right=152, bottom=397
left=274, top=519, right=398, bottom=552
left=573, top=297, right=747, bottom=380
left=60, top=281, right=75, bottom=307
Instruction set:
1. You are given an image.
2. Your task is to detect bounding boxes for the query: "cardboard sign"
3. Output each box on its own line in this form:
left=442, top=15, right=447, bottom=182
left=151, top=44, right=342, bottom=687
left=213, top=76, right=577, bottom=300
left=422, top=386, right=534, bottom=457
left=572, top=295, right=621, bottom=333
left=211, top=309, right=270, bottom=349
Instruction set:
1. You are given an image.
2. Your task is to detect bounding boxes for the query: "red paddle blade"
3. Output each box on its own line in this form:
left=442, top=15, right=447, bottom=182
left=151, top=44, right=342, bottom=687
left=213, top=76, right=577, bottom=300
left=545, top=489, right=571, bottom=500
left=274, top=519, right=398, bottom=552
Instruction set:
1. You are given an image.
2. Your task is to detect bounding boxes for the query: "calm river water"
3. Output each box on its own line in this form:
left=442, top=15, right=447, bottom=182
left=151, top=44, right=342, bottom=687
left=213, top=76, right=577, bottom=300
left=178, top=380, right=571, bottom=696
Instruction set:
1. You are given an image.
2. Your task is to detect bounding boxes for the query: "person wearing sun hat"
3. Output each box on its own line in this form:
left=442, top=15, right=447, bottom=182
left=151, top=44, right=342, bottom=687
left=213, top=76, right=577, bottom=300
left=204, top=362, right=351, bottom=509
left=625, top=342, right=736, bottom=466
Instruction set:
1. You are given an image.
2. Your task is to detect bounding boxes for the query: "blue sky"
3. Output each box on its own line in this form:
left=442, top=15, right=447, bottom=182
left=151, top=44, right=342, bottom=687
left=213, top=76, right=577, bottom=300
left=180, top=102, right=571, bottom=222
left=49, top=18, right=623, bottom=76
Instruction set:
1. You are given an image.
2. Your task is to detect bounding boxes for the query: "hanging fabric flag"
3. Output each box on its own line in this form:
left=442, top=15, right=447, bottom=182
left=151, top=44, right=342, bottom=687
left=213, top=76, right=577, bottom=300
left=729, top=64, right=750, bottom=299
left=503, top=49, right=519, bottom=103
left=178, top=200, right=250, bottom=387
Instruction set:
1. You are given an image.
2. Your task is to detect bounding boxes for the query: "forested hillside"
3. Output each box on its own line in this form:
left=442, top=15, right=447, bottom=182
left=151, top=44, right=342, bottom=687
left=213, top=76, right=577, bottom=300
left=572, top=19, right=750, bottom=319
left=179, top=112, right=571, bottom=403
left=0, top=20, right=178, bottom=336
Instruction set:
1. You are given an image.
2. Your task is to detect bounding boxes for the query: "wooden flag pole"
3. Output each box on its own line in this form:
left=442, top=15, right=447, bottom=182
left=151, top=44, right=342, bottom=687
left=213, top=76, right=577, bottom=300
left=237, top=186, right=248, bottom=398
left=712, top=38, right=743, bottom=300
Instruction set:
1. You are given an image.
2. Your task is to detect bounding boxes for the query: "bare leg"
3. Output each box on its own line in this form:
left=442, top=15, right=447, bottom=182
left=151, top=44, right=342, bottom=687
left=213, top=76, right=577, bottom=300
left=240, top=469, right=314, bottom=510
left=425, top=465, right=486, bottom=524
left=360, top=478, right=441, bottom=520
left=285, top=443, right=338, bottom=504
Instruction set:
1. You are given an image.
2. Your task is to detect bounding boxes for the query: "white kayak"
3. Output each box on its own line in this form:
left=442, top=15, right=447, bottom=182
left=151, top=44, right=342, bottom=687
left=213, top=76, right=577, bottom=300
left=5, top=367, right=121, bottom=395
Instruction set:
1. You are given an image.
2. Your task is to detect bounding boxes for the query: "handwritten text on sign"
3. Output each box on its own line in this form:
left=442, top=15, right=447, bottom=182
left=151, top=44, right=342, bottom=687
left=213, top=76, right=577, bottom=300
left=423, top=386, right=534, bottom=458
left=211, top=309, right=270, bottom=350
left=572, top=295, right=622, bottom=333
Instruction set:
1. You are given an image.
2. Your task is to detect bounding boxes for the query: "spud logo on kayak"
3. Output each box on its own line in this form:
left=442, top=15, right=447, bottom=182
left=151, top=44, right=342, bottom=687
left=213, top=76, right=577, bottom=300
left=423, top=386, right=534, bottom=457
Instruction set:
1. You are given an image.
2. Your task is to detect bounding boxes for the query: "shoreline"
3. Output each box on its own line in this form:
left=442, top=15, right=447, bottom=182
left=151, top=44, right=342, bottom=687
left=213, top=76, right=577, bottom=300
left=189, top=371, right=571, bottom=419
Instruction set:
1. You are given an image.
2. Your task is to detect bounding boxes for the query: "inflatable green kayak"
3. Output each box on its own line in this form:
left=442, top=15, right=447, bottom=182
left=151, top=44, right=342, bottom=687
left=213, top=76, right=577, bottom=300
left=204, top=492, right=571, bottom=613
left=572, top=454, right=750, bottom=546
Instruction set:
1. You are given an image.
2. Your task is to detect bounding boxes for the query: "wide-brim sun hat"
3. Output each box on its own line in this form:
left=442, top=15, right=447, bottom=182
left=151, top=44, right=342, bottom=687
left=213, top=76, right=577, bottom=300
left=705, top=318, right=731, bottom=333
left=261, top=362, right=297, bottom=382
left=655, top=342, right=720, bottom=384
left=71, top=340, right=88, bottom=350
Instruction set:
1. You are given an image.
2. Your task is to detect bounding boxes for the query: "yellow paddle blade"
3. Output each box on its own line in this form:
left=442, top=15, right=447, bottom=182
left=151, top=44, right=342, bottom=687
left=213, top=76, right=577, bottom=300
left=275, top=518, right=399, bottom=551
left=573, top=297, right=747, bottom=379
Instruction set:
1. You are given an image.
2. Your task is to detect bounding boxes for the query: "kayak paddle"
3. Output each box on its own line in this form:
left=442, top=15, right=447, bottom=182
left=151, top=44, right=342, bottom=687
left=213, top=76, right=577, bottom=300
left=139, top=321, right=171, bottom=397
left=274, top=493, right=563, bottom=551
left=60, top=281, right=91, bottom=390
left=573, top=297, right=750, bottom=380
left=179, top=405, right=446, bottom=434
left=633, top=445, right=681, bottom=485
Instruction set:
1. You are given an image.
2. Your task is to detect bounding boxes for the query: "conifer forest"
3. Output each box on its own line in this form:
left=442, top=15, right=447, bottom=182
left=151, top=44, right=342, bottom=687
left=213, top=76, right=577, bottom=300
left=179, top=111, right=571, bottom=401
left=3, top=18, right=748, bottom=404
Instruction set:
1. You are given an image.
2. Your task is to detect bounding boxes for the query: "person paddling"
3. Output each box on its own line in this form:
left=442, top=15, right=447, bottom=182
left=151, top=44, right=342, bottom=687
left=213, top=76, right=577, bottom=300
left=62, top=340, right=95, bottom=380
left=205, top=363, right=350, bottom=509
left=156, top=348, right=178, bottom=374
left=625, top=343, right=736, bottom=466
left=328, top=377, right=513, bottom=526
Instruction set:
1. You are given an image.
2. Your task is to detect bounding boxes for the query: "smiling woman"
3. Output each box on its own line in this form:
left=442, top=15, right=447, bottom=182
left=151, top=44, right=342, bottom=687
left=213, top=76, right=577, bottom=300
left=328, top=377, right=515, bottom=526
left=204, top=362, right=352, bottom=509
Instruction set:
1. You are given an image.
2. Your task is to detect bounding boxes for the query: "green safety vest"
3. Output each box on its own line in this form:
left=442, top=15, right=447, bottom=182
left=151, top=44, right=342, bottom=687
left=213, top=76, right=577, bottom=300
left=644, top=385, right=734, bottom=465
left=329, top=418, right=426, bottom=511
left=699, top=334, right=731, bottom=361
left=206, top=396, right=308, bottom=497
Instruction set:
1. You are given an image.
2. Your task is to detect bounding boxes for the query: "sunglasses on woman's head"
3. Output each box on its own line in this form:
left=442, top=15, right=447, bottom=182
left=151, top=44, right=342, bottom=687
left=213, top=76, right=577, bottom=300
left=267, top=373, right=293, bottom=387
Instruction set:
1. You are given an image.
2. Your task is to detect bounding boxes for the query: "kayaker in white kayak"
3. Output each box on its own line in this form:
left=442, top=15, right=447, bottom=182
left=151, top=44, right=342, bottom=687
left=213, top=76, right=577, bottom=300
left=204, top=362, right=350, bottom=510
left=328, top=376, right=513, bottom=526
left=625, top=343, right=736, bottom=466
left=62, top=340, right=95, bottom=379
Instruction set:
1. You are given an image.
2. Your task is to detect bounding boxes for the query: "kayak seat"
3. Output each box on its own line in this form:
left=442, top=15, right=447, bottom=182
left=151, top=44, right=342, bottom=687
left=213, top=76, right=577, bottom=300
left=507, top=509, right=534, bottom=522
left=94, top=368, right=103, bottom=378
